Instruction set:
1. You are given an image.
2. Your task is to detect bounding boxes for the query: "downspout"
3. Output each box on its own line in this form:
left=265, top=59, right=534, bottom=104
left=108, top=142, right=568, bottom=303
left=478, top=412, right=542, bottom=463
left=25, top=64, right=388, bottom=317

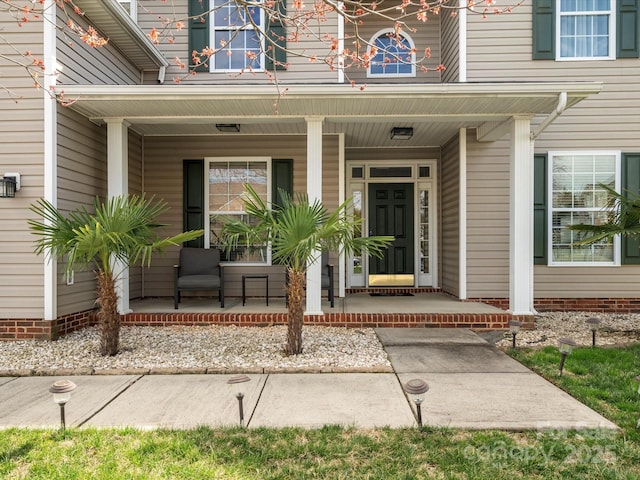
left=157, top=65, right=166, bottom=84
left=531, top=92, right=567, bottom=140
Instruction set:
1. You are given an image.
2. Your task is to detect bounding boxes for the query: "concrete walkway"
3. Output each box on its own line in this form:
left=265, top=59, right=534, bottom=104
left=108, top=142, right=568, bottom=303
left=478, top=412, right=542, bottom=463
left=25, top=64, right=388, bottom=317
left=0, top=329, right=617, bottom=431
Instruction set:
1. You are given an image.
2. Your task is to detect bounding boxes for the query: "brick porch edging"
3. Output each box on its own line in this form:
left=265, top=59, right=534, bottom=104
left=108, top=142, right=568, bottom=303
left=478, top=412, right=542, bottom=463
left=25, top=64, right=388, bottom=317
left=470, top=298, right=640, bottom=313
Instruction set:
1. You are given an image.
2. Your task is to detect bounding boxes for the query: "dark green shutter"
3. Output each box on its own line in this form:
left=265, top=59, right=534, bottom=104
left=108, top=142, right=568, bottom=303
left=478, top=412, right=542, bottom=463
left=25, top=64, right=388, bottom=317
left=532, top=0, right=555, bottom=59
left=622, top=153, right=640, bottom=264
left=183, top=159, right=204, bottom=248
left=534, top=154, right=548, bottom=264
left=189, top=0, right=209, bottom=72
left=272, top=159, right=293, bottom=208
left=618, top=0, right=640, bottom=58
left=265, top=0, right=287, bottom=70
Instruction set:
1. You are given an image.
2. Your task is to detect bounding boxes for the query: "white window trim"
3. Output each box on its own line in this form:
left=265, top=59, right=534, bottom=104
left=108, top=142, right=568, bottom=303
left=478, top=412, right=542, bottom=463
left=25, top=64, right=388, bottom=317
left=547, top=150, right=621, bottom=266
left=367, top=28, right=416, bottom=78
left=117, top=0, right=137, bottom=21
left=555, top=0, right=616, bottom=61
left=210, top=2, right=265, bottom=72
left=205, top=156, right=272, bottom=266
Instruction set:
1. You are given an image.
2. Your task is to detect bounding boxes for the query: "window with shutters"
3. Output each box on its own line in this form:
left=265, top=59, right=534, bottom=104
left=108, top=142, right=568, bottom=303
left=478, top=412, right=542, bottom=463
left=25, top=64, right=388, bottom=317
left=558, top=0, right=615, bottom=59
left=210, top=0, right=264, bottom=71
left=367, top=30, right=416, bottom=77
left=549, top=151, right=620, bottom=264
left=207, top=158, right=270, bottom=263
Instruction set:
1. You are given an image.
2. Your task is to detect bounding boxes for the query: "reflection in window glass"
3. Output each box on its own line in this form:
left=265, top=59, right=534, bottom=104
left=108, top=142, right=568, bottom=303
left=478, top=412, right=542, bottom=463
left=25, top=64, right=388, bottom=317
left=420, top=190, right=429, bottom=274
left=352, top=191, right=363, bottom=274
left=550, top=153, right=616, bottom=263
left=209, top=160, right=268, bottom=262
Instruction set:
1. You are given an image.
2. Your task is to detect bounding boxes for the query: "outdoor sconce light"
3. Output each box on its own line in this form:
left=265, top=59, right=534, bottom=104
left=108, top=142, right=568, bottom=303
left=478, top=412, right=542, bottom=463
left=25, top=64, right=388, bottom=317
left=216, top=123, right=240, bottom=133
left=586, top=317, right=602, bottom=347
left=508, top=320, right=522, bottom=349
left=390, top=127, right=413, bottom=140
left=49, top=379, right=76, bottom=430
left=0, top=173, right=20, bottom=198
left=404, top=378, right=429, bottom=431
left=228, top=374, right=251, bottom=427
left=557, top=338, right=577, bottom=376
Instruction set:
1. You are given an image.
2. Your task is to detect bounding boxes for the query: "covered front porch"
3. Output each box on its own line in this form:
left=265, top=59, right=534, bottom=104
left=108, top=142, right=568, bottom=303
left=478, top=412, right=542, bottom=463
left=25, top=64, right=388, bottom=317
left=126, top=291, right=521, bottom=330
left=56, top=82, right=603, bottom=325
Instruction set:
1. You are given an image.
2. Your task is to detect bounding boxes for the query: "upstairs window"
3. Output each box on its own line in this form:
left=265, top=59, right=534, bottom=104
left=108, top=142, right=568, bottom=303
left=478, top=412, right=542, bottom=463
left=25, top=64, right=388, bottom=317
left=367, top=30, right=416, bottom=77
left=117, top=0, right=137, bottom=21
left=558, top=0, right=615, bottom=59
left=211, top=0, right=264, bottom=71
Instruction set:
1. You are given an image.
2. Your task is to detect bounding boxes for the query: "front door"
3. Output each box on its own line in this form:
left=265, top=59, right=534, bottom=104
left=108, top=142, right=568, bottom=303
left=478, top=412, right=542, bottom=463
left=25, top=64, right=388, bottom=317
left=368, top=183, right=414, bottom=286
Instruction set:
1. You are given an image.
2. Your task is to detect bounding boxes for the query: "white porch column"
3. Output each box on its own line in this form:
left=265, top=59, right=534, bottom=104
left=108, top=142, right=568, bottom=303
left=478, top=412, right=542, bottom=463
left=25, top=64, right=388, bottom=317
left=305, top=116, right=324, bottom=315
left=509, top=117, right=535, bottom=315
left=106, top=119, right=131, bottom=314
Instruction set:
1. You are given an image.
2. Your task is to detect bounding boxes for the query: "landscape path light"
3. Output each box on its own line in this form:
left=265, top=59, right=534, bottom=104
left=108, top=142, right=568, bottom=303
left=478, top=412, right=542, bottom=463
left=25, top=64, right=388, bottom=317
left=228, top=375, right=251, bottom=427
left=586, top=317, right=602, bottom=347
left=49, top=379, right=76, bottom=431
left=404, top=378, right=429, bottom=431
left=636, top=375, right=640, bottom=428
left=508, top=320, right=522, bottom=348
left=557, top=338, right=577, bottom=377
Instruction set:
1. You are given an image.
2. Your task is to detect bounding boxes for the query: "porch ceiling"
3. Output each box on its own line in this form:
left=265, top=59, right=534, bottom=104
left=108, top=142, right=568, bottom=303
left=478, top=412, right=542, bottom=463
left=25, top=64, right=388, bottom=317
left=62, top=82, right=602, bottom=147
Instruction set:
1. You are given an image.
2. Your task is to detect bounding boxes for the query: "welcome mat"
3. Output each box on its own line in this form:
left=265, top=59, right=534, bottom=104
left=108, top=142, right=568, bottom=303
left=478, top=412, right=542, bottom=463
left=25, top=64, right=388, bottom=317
left=369, top=292, right=414, bottom=297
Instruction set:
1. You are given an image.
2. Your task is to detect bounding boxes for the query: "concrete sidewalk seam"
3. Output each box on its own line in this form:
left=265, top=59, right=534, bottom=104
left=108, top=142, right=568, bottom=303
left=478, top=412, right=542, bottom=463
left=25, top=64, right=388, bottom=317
left=76, top=375, right=144, bottom=428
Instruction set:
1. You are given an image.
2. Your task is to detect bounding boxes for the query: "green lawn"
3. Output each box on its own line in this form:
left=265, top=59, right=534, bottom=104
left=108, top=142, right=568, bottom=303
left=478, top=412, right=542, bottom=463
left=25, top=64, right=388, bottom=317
left=2, top=344, right=639, bottom=479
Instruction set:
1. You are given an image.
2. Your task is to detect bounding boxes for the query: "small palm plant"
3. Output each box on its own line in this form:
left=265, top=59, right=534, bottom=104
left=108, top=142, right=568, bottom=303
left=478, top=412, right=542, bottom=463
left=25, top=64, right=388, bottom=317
left=29, top=195, right=203, bottom=356
left=220, top=185, right=393, bottom=355
left=570, top=184, right=640, bottom=244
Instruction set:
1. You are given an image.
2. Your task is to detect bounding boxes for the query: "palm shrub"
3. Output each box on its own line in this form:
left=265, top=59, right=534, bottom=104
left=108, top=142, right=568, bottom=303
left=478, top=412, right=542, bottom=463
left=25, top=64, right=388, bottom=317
left=570, top=184, right=640, bottom=243
left=29, top=195, right=203, bottom=356
left=220, top=185, right=393, bottom=355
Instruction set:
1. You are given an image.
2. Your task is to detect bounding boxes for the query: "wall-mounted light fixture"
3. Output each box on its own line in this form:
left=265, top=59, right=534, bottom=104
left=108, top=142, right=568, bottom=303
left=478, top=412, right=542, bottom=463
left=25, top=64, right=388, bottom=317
left=216, top=124, right=241, bottom=133
left=0, top=173, right=20, bottom=198
left=390, top=127, right=413, bottom=140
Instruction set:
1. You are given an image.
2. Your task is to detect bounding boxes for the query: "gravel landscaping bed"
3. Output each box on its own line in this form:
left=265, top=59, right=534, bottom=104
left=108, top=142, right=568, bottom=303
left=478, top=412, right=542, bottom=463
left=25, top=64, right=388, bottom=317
left=0, top=325, right=392, bottom=375
left=495, top=311, right=640, bottom=348
left=1, top=313, right=638, bottom=376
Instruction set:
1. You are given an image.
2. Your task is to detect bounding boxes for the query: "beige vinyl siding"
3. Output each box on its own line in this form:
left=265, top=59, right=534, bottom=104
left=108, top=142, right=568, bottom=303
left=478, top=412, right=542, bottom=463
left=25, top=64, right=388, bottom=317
left=467, top=4, right=640, bottom=298
left=440, top=133, right=460, bottom=296
left=465, top=132, right=509, bottom=298
left=56, top=108, right=107, bottom=316
left=466, top=2, right=640, bottom=151
left=0, top=14, right=46, bottom=318
left=141, top=134, right=340, bottom=297
left=129, top=131, right=144, bottom=299
left=344, top=14, right=442, bottom=85
left=345, top=147, right=441, bottom=162
left=440, top=9, right=459, bottom=83
left=57, top=8, right=141, bottom=85
left=138, top=0, right=337, bottom=85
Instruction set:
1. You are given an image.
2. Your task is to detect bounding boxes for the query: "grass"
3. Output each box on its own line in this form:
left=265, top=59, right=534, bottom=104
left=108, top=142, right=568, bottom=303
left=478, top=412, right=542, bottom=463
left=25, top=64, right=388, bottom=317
left=1, top=344, right=640, bottom=479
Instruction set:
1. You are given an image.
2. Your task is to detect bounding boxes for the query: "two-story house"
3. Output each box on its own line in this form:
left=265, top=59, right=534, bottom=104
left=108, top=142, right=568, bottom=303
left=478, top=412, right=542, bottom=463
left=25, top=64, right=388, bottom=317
left=1, top=0, right=636, bottom=340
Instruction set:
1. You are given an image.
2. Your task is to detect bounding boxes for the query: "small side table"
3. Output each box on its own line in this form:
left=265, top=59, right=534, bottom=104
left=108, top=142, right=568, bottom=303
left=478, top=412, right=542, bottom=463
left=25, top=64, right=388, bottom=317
left=242, top=274, right=269, bottom=306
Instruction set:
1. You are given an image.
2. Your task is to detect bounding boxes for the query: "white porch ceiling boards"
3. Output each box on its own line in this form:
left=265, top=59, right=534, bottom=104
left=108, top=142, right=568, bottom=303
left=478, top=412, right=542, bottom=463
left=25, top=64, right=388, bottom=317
left=62, top=82, right=602, bottom=148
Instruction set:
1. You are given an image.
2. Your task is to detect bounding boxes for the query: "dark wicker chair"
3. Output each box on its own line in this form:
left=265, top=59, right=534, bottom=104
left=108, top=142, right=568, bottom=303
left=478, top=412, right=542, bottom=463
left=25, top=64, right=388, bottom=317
left=174, top=248, right=224, bottom=309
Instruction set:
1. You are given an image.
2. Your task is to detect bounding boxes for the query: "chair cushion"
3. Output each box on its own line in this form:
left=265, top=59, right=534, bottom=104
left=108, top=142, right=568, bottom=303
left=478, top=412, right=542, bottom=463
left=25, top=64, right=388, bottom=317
left=180, top=248, right=220, bottom=276
left=178, top=275, right=221, bottom=290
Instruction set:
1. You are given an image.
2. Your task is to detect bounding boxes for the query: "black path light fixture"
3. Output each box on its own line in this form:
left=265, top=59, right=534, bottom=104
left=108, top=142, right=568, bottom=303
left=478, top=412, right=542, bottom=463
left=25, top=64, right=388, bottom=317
left=635, top=375, right=640, bottom=428
left=557, top=338, right=577, bottom=376
left=586, top=317, right=602, bottom=347
left=228, top=374, right=251, bottom=427
left=404, top=378, right=429, bottom=431
left=49, top=379, right=76, bottom=431
left=508, top=320, right=522, bottom=349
